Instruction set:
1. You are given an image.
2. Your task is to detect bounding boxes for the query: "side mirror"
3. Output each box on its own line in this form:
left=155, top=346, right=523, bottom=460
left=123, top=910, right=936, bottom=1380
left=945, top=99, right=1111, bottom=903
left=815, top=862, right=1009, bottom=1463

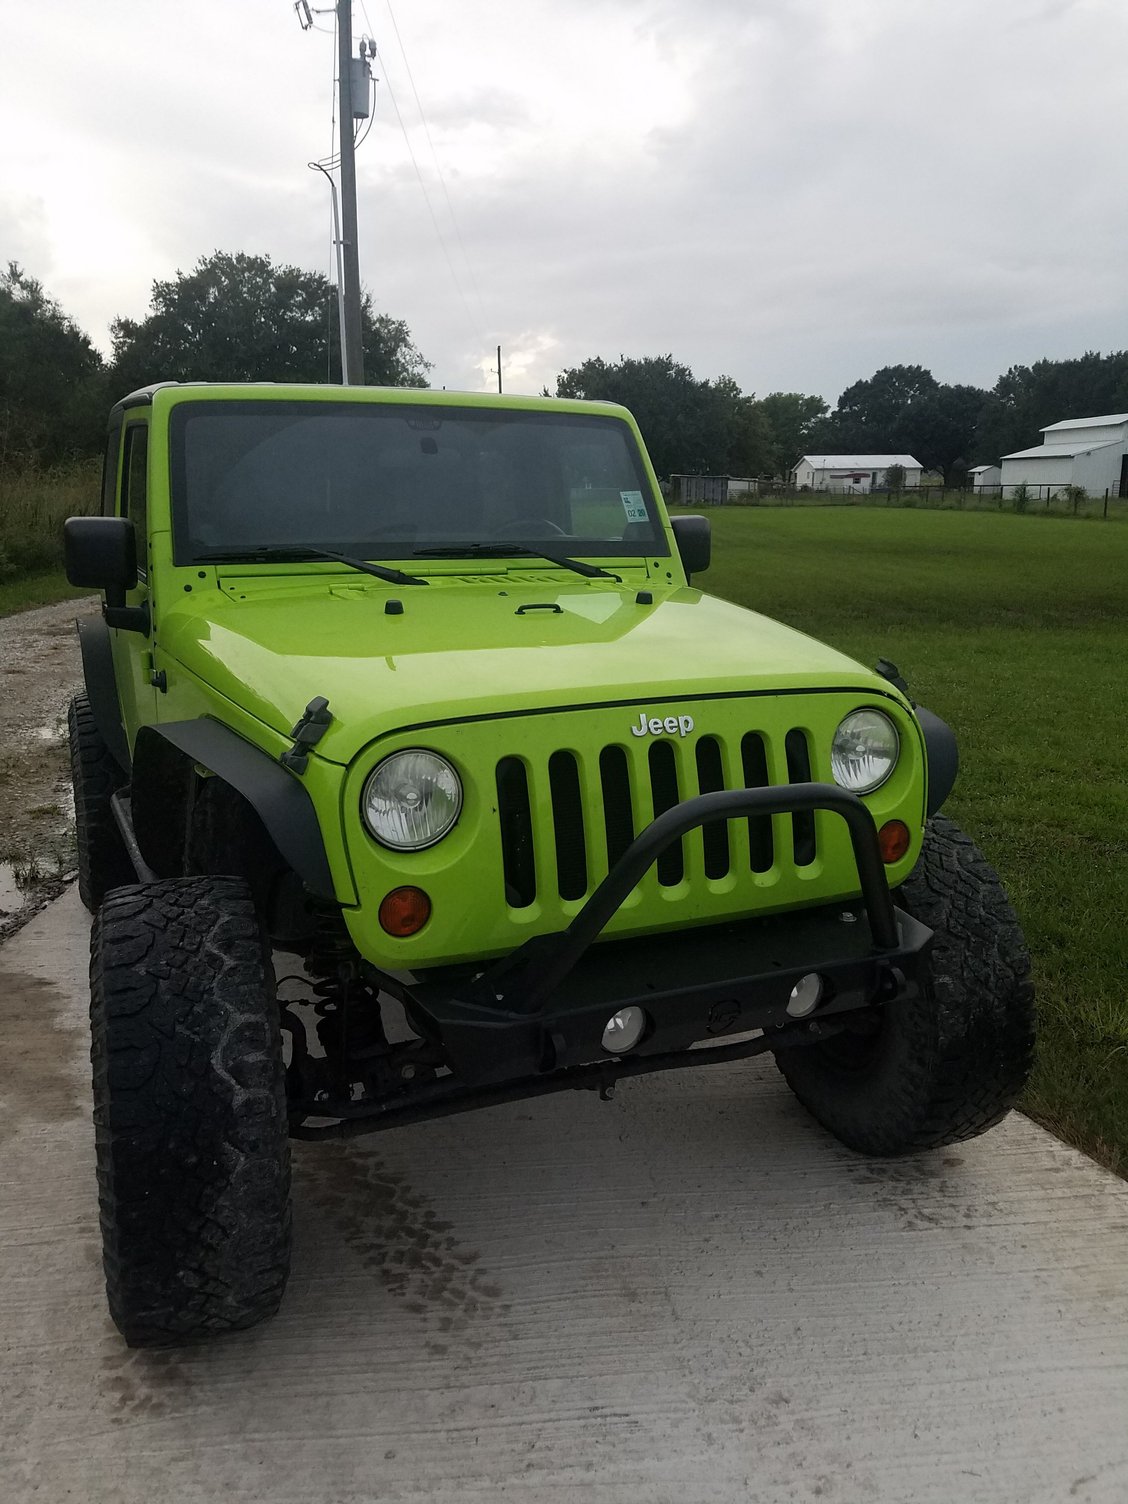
left=671, top=514, right=711, bottom=578
left=64, top=516, right=137, bottom=603
left=65, top=516, right=148, bottom=631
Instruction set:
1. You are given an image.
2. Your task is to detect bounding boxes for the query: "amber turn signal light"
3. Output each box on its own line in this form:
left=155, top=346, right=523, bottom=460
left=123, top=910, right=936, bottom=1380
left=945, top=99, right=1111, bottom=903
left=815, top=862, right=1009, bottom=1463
left=878, top=820, right=911, bottom=864
left=378, top=886, right=432, bottom=936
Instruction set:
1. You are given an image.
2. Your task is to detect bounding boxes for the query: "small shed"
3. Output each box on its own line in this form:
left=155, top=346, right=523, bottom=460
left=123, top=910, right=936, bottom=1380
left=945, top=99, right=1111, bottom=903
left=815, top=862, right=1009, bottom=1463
left=790, top=455, right=923, bottom=493
left=969, top=464, right=1002, bottom=491
left=669, top=475, right=761, bottom=505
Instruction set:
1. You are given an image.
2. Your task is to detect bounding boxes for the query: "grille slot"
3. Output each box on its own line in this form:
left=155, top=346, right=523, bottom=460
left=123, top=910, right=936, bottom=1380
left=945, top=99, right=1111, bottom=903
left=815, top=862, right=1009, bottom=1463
left=784, top=729, right=817, bottom=866
left=599, top=746, right=635, bottom=870
left=694, top=735, right=730, bottom=879
left=548, top=750, right=588, bottom=900
left=496, top=757, right=536, bottom=908
left=647, top=740, right=684, bottom=886
left=740, top=732, right=774, bottom=872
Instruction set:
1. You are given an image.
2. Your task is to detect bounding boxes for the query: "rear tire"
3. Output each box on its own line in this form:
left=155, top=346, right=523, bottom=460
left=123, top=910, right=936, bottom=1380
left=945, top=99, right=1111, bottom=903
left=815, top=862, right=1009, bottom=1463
left=91, top=876, right=291, bottom=1345
left=69, top=692, right=132, bottom=912
left=775, top=816, right=1035, bottom=1156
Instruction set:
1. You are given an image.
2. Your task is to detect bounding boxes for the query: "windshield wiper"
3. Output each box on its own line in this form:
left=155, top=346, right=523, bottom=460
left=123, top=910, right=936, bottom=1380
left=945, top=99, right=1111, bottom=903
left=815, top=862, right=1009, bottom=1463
left=412, top=543, right=621, bottom=581
left=195, top=546, right=428, bottom=586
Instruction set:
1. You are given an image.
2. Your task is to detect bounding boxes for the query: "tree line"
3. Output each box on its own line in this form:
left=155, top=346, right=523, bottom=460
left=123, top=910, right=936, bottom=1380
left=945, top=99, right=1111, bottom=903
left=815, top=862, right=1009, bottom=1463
left=5, top=250, right=1127, bottom=482
left=0, top=252, right=430, bottom=470
left=553, top=353, right=1128, bottom=486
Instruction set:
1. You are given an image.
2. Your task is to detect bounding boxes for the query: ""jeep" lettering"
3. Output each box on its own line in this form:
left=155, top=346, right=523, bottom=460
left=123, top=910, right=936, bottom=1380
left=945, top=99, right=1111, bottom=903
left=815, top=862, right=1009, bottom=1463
left=630, top=711, right=695, bottom=738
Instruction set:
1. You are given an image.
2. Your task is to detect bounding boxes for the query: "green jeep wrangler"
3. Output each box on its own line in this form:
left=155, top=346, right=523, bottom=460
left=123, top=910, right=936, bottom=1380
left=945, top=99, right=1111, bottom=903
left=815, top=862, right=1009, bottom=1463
left=65, top=383, right=1034, bottom=1346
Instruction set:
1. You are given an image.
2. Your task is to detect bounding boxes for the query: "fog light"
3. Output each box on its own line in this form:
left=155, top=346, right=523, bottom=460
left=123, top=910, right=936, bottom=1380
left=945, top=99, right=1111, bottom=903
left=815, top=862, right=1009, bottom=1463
left=878, top=819, right=912, bottom=864
left=602, top=1006, right=648, bottom=1054
left=378, top=886, right=431, bottom=936
left=787, top=972, right=824, bottom=1018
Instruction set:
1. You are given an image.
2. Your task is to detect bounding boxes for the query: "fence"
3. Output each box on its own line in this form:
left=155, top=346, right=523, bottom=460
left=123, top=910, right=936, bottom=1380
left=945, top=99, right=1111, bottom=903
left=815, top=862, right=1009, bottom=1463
left=668, top=482, right=1128, bottom=521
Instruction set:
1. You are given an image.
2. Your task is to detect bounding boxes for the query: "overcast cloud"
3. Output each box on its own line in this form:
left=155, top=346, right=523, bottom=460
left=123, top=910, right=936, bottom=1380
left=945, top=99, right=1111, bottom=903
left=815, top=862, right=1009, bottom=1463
left=2, top=0, right=1126, bottom=401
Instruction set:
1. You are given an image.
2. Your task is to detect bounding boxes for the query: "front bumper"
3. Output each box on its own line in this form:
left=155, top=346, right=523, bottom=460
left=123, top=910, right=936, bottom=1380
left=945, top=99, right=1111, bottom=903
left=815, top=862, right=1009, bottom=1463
left=292, top=784, right=933, bottom=1136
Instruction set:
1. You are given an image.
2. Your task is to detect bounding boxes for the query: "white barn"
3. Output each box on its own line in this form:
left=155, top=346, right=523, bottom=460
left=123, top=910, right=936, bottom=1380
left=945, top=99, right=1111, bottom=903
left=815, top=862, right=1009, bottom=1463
left=791, top=455, right=923, bottom=494
left=1000, top=413, right=1128, bottom=498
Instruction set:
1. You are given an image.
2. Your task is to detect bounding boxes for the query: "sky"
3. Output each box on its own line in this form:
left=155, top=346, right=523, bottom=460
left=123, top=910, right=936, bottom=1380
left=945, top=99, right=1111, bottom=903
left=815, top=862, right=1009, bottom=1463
left=2, top=0, right=1126, bottom=403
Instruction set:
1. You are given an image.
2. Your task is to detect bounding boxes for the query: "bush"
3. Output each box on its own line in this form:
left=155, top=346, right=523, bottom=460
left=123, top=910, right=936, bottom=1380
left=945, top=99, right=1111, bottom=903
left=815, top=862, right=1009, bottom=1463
left=1012, top=483, right=1031, bottom=514
left=0, top=459, right=100, bottom=577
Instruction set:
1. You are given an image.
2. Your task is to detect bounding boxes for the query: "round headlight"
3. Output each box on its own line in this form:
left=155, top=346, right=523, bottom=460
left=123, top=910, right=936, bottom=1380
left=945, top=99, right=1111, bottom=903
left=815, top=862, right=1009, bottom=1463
left=831, top=710, right=899, bottom=794
left=362, top=750, right=462, bottom=850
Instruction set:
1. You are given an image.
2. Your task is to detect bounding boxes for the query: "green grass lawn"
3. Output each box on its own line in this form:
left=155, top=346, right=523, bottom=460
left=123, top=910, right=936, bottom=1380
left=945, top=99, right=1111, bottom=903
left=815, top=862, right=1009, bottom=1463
left=694, top=506, right=1128, bottom=1175
left=0, top=571, right=91, bottom=617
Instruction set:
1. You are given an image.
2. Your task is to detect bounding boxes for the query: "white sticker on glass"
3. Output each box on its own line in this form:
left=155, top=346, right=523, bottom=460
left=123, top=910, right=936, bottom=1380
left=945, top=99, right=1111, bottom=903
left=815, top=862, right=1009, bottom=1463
left=620, top=490, right=649, bottom=524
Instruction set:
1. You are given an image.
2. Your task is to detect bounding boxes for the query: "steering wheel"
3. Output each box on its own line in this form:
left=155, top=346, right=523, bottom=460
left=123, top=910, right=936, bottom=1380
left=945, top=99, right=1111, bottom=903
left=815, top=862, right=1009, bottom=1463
left=490, top=517, right=567, bottom=538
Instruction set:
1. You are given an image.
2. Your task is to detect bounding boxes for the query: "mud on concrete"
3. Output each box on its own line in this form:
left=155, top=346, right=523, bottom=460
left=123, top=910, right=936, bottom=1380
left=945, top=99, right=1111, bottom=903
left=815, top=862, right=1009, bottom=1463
left=0, top=595, right=99, bottom=941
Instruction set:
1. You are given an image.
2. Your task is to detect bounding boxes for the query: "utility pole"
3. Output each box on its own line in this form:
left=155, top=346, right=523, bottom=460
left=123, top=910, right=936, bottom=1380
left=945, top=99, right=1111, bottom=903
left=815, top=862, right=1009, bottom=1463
left=497, top=345, right=503, bottom=394
left=337, top=0, right=366, bottom=385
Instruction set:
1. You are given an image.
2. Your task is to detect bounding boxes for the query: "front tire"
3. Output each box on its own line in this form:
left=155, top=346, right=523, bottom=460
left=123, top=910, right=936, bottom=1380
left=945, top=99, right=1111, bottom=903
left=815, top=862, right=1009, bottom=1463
left=91, top=876, right=291, bottom=1345
left=776, top=816, right=1035, bottom=1156
left=69, top=692, right=132, bottom=912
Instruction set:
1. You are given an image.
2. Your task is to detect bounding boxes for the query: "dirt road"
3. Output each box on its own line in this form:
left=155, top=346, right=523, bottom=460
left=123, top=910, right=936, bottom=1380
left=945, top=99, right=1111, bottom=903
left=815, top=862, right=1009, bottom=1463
left=0, top=595, right=98, bottom=938
left=2, top=888, right=1127, bottom=1503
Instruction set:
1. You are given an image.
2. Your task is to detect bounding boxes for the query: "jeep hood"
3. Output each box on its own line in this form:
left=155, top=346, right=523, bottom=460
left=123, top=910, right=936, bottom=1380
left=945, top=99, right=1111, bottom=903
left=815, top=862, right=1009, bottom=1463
left=161, top=574, right=892, bottom=765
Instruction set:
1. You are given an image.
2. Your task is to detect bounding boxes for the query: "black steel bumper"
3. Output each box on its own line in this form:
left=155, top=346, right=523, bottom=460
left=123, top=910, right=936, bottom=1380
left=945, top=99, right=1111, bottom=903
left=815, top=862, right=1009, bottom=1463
left=290, top=784, right=933, bottom=1138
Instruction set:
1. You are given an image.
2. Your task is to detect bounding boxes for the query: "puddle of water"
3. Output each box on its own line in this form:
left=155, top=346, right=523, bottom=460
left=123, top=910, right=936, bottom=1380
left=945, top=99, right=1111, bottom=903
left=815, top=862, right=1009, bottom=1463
left=0, top=862, right=31, bottom=917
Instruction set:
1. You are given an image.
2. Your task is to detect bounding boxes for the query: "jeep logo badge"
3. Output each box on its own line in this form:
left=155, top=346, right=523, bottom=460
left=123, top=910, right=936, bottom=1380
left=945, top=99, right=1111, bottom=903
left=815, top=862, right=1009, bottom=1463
left=631, top=711, right=695, bottom=738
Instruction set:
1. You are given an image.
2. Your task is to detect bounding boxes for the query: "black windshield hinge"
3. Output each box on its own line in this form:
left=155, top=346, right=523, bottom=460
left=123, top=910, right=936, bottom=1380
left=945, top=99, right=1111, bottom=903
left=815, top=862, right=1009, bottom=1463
left=280, top=696, right=332, bottom=775
left=875, top=658, right=914, bottom=704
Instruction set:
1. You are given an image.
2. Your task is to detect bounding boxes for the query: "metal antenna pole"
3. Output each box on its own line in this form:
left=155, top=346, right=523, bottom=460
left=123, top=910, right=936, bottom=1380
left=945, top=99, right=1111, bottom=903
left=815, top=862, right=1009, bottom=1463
left=337, top=0, right=365, bottom=385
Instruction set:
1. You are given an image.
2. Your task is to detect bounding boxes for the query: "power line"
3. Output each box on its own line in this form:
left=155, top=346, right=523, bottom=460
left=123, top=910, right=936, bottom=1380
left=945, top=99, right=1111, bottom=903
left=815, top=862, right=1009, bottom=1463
left=355, top=0, right=488, bottom=343
left=377, top=56, right=485, bottom=342
left=381, top=0, right=490, bottom=333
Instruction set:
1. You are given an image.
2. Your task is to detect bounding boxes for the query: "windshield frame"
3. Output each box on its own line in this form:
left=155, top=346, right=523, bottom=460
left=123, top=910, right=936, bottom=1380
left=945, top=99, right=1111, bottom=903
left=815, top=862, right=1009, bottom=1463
left=168, top=398, right=670, bottom=568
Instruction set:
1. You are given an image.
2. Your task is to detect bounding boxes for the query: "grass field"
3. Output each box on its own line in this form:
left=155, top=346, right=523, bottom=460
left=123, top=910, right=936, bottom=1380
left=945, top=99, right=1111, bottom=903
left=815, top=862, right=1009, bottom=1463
left=691, top=505, right=1128, bottom=1174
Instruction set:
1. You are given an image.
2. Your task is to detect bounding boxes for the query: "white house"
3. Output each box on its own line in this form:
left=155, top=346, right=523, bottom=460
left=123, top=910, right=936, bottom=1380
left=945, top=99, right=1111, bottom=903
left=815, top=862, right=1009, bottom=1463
left=969, top=463, right=1002, bottom=491
left=791, top=455, right=923, bottom=493
left=1000, top=413, right=1128, bottom=498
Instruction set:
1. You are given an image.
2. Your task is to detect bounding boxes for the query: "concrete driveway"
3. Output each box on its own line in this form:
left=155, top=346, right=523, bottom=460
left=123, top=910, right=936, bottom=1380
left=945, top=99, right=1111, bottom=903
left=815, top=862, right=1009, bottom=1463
left=2, top=889, right=1127, bottom=1504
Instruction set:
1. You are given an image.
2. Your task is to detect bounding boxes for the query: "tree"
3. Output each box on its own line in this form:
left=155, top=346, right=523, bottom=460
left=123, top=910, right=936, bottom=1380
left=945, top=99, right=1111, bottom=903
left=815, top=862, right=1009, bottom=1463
left=0, top=263, right=107, bottom=467
left=899, top=383, right=987, bottom=484
left=109, top=251, right=430, bottom=394
left=830, top=364, right=940, bottom=452
left=976, top=351, right=1128, bottom=462
left=552, top=355, right=772, bottom=478
left=820, top=365, right=987, bottom=484
left=758, top=391, right=830, bottom=476
left=884, top=463, right=906, bottom=493
left=710, top=375, right=776, bottom=477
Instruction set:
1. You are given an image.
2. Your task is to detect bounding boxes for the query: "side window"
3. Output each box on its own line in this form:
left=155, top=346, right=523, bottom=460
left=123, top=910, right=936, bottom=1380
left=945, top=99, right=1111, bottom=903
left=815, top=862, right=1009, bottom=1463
left=101, top=424, right=122, bottom=516
left=121, top=425, right=149, bottom=577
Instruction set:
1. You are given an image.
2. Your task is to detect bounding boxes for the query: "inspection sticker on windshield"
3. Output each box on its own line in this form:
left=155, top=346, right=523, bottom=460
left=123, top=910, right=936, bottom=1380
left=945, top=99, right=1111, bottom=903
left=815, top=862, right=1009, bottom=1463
left=620, top=490, right=649, bottom=524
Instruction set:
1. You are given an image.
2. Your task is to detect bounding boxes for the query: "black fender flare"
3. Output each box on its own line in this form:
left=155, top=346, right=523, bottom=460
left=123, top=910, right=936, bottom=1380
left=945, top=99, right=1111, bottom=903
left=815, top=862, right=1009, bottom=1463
left=915, top=706, right=959, bottom=816
left=138, top=718, right=337, bottom=900
left=77, top=615, right=131, bottom=772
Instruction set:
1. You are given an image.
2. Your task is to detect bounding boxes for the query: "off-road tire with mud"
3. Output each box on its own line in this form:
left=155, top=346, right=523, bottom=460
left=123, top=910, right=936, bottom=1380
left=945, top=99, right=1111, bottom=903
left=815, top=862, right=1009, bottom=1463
left=775, top=815, right=1036, bottom=1156
left=68, top=692, right=132, bottom=911
left=90, top=876, right=291, bottom=1346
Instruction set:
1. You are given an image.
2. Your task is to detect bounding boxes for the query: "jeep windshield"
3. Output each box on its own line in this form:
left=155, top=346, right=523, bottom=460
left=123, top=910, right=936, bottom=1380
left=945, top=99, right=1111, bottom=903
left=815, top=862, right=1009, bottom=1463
left=170, top=400, right=668, bottom=566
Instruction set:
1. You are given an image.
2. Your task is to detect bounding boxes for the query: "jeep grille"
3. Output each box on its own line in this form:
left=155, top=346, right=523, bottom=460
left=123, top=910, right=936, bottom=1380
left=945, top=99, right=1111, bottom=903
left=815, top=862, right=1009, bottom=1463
left=495, top=727, right=817, bottom=909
